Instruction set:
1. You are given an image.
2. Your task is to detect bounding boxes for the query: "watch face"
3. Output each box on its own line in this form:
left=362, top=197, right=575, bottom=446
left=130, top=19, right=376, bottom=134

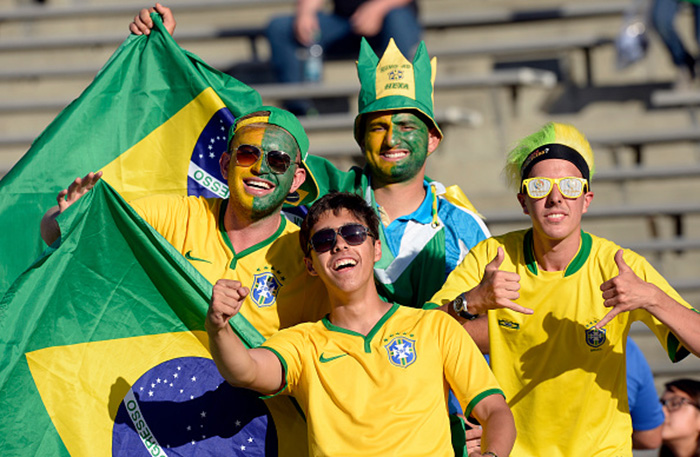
left=453, top=296, right=464, bottom=313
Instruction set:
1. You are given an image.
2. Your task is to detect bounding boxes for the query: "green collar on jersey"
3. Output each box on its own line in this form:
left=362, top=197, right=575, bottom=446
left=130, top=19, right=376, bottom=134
left=524, top=229, right=592, bottom=277
left=322, top=303, right=400, bottom=353
left=218, top=199, right=287, bottom=269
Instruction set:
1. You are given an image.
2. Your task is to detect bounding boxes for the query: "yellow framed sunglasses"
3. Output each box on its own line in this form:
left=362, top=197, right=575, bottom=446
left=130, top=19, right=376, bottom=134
left=521, top=177, right=588, bottom=199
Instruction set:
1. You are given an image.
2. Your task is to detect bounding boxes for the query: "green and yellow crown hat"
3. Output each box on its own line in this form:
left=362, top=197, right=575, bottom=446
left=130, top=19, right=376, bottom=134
left=228, top=105, right=319, bottom=207
left=354, top=37, right=443, bottom=144
left=504, top=122, right=596, bottom=191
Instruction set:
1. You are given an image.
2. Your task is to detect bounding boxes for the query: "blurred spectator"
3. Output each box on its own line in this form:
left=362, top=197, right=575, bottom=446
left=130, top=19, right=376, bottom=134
left=628, top=337, right=665, bottom=450
left=659, top=379, right=700, bottom=457
left=651, top=0, right=699, bottom=88
left=265, top=0, right=422, bottom=115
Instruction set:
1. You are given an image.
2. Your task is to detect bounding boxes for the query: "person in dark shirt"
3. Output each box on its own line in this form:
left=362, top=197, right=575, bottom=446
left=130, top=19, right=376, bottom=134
left=265, top=0, right=422, bottom=115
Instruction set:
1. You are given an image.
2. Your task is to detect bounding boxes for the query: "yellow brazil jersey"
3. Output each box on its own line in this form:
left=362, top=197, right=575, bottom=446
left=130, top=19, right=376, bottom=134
left=130, top=194, right=331, bottom=339
left=429, top=229, right=694, bottom=457
left=262, top=304, right=504, bottom=457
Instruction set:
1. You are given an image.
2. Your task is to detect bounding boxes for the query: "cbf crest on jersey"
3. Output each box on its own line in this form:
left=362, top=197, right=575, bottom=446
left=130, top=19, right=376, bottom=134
left=585, top=326, right=606, bottom=348
left=251, top=271, right=283, bottom=308
left=384, top=334, right=417, bottom=368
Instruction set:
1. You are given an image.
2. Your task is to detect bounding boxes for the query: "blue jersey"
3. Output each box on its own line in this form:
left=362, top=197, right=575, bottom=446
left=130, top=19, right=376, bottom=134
left=381, top=180, right=490, bottom=281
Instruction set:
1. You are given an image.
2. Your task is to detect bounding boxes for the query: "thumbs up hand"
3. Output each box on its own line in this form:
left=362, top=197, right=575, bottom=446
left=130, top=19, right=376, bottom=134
left=596, top=249, right=661, bottom=328
left=469, top=247, right=532, bottom=315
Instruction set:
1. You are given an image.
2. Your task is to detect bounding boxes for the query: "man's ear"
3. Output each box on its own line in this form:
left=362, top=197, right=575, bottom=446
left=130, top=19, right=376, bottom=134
left=581, top=191, right=594, bottom=214
left=304, top=257, right=317, bottom=276
left=290, top=166, right=307, bottom=194
left=373, top=238, right=382, bottom=262
left=427, top=128, right=442, bottom=155
left=517, top=193, right=529, bottom=215
left=220, top=151, right=231, bottom=179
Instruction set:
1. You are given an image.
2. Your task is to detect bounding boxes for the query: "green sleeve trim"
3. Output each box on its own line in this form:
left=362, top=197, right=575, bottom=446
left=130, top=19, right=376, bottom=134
left=667, top=308, right=700, bottom=362
left=465, top=388, right=505, bottom=418
left=423, top=302, right=440, bottom=310
left=255, top=347, right=307, bottom=422
left=257, top=346, right=289, bottom=399
left=449, top=414, right=468, bottom=457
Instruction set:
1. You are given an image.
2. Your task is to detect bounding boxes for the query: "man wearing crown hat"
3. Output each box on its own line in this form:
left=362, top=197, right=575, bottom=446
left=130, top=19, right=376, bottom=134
left=300, top=37, right=490, bottom=313
left=128, top=7, right=490, bottom=451
left=428, top=122, right=700, bottom=456
left=128, top=5, right=489, bottom=316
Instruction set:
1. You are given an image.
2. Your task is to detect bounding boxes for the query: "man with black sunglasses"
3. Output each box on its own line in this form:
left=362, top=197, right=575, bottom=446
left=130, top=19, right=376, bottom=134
left=206, top=191, right=515, bottom=457
left=41, top=105, right=330, bottom=339
left=429, top=122, right=700, bottom=456
left=39, top=105, right=338, bottom=455
left=296, top=37, right=490, bottom=312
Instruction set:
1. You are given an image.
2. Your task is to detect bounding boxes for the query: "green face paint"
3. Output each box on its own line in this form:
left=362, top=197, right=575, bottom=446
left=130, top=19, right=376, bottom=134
left=362, top=112, right=430, bottom=184
left=228, top=124, right=300, bottom=220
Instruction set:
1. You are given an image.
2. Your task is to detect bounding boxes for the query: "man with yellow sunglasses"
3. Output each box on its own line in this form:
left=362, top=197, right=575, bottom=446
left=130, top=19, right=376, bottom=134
left=428, top=122, right=700, bottom=456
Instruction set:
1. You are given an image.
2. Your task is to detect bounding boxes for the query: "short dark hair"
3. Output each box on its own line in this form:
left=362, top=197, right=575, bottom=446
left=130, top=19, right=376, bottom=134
left=299, top=192, right=380, bottom=256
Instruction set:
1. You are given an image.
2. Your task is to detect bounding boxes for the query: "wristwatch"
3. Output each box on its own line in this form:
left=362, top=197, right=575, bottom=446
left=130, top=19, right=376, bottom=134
left=452, top=292, right=478, bottom=320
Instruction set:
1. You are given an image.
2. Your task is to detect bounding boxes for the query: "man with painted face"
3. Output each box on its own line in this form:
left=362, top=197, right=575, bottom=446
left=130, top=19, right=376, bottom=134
left=40, top=106, right=331, bottom=455
left=428, top=122, right=700, bottom=456
left=129, top=5, right=489, bottom=311
left=129, top=8, right=490, bottom=452
left=41, top=106, right=330, bottom=340
left=298, top=37, right=490, bottom=311
left=292, top=34, right=491, bottom=454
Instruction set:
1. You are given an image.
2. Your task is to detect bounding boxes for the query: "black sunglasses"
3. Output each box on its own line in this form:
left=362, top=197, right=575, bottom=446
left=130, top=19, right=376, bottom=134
left=309, top=223, right=372, bottom=254
left=233, top=144, right=296, bottom=174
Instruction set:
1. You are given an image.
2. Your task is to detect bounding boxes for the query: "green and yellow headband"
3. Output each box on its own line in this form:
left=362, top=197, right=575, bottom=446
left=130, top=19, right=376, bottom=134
left=504, top=122, right=595, bottom=191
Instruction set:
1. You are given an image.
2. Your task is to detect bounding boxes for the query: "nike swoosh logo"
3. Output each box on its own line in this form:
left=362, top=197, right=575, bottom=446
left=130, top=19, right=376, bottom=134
left=184, top=250, right=212, bottom=264
left=319, top=353, right=348, bottom=363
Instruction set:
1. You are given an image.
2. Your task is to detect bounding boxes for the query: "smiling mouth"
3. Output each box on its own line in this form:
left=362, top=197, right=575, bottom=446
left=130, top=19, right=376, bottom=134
left=544, top=213, right=566, bottom=221
left=333, top=258, right=357, bottom=271
left=244, top=178, right=274, bottom=191
left=381, top=149, right=408, bottom=160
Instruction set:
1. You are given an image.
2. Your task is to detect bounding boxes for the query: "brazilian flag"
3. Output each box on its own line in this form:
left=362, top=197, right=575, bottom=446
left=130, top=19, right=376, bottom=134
left=0, top=181, right=306, bottom=456
left=0, top=14, right=309, bottom=456
left=0, top=13, right=261, bottom=296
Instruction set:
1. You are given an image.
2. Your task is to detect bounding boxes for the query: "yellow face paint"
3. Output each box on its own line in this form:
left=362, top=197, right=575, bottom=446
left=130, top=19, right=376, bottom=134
left=362, top=112, right=430, bottom=185
left=227, top=125, right=299, bottom=220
